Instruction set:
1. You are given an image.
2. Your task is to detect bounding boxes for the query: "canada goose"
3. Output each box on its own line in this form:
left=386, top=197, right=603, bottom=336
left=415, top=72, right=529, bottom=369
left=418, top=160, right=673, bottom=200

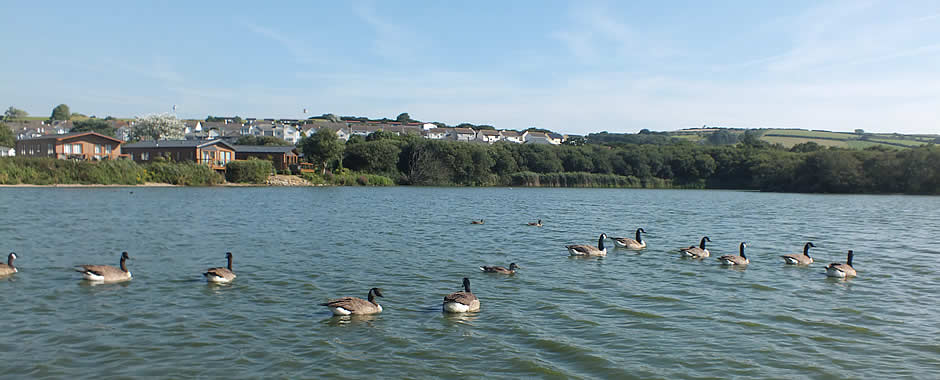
left=781, top=242, right=815, bottom=265
left=718, top=242, right=749, bottom=265
left=566, top=233, right=608, bottom=256
left=679, top=236, right=711, bottom=258
left=321, top=287, right=385, bottom=315
left=203, top=252, right=236, bottom=283
left=471, top=219, right=485, bottom=225
left=612, top=228, right=647, bottom=249
left=443, top=277, right=480, bottom=313
left=0, top=252, right=17, bottom=276
left=826, top=250, right=857, bottom=278
left=480, top=263, right=520, bottom=274
left=527, top=219, right=542, bottom=227
left=74, top=251, right=132, bottom=282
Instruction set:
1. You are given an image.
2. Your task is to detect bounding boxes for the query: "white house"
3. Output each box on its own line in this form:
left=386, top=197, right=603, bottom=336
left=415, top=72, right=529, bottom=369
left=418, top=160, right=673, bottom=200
left=0, top=146, right=14, bottom=157
left=454, top=128, right=475, bottom=142
left=475, top=129, right=501, bottom=144
left=425, top=128, right=451, bottom=140
left=422, top=123, right=437, bottom=130
left=500, top=130, right=524, bottom=143
left=523, top=131, right=558, bottom=145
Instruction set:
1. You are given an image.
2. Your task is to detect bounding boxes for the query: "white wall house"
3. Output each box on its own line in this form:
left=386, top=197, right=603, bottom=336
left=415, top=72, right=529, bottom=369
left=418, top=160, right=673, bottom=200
left=475, top=129, right=501, bottom=144
left=0, top=146, right=14, bottom=157
left=454, top=128, right=475, bottom=142
left=425, top=128, right=450, bottom=140
left=500, top=130, right=524, bottom=143
left=523, top=131, right=559, bottom=145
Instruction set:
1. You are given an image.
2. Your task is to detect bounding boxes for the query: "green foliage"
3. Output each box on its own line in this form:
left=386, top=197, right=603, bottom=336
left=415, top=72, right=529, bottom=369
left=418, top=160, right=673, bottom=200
left=4, top=106, right=28, bottom=122
left=301, top=170, right=394, bottom=186
left=143, top=161, right=223, bottom=186
left=299, top=128, right=344, bottom=173
left=396, top=112, right=413, bottom=123
left=705, top=130, right=739, bottom=145
left=51, top=104, right=71, bottom=121
left=344, top=139, right=402, bottom=175
left=225, top=159, right=274, bottom=184
left=70, top=119, right=117, bottom=137
left=235, top=135, right=293, bottom=146
left=0, top=122, right=14, bottom=147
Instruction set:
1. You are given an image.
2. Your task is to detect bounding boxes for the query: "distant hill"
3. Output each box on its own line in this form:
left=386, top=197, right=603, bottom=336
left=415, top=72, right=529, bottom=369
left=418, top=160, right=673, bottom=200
left=667, top=128, right=938, bottom=149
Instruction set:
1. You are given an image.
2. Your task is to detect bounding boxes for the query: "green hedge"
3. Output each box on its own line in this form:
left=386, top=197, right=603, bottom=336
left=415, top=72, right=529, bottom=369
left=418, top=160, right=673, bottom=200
left=509, top=171, right=674, bottom=188
left=225, top=159, right=274, bottom=184
left=302, top=170, right=394, bottom=186
left=0, top=157, right=222, bottom=186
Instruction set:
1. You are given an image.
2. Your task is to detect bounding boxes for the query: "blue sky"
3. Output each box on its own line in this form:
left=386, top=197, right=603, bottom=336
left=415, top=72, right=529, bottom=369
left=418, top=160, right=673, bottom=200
left=2, top=0, right=939, bottom=135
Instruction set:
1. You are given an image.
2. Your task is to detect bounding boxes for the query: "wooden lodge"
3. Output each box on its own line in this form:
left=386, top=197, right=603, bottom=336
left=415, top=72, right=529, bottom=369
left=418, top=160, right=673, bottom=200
left=233, top=145, right=299, bottom=171
left=122, top=139, right=236, bottom=170
left=14, top=132, right=124, bottom=160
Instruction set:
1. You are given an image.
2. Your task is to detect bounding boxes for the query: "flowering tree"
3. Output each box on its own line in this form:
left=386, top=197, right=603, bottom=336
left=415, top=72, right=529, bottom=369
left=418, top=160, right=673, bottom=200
left=132, top=113, right=185, bottom=140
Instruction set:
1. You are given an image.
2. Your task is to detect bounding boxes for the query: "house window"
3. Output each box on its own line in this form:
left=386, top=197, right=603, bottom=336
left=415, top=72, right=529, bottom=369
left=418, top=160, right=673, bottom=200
left=105, top=145, right=112, bottom=154
left=73, top=144, right=83, bottom=154
left=64, top=144, right=71, bottom=154
left=94, top=145, right=101, bottom=154
left=141, top=152, right=150, bottom=160
left=47, top=144, right=53, bottom=155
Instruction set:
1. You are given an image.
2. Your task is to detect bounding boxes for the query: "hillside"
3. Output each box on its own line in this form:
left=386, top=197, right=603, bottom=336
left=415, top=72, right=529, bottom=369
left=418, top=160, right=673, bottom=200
left=669, top=128, right=939, bottom=149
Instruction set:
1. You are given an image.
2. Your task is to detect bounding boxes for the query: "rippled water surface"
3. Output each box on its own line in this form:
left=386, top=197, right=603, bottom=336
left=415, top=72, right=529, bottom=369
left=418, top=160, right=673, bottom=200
left=1, top=187, right=938, bottom=379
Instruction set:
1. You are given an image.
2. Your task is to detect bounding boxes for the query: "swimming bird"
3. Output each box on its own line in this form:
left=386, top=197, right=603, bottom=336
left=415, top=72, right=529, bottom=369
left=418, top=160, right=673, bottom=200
left=471, top=219, right=485, bottom=225
left=612, top=228, right=647, bottom=250
left=679, top=236, right=711, bottom=258
left=0, top=252, right=17, bottom=276
left=203, top=252, right=236, bottom=283
left=718, top=242, right=749, bottom=265
left=321, top=287, right=385, bottom=315
left=566, top=233, right=608, bottom=256
left=443, top=277, right=480, bottom=313
left=826, top=250, right=857, bottom=278
left=781, top=242, right=815, bottom=265
left=74, top=251, right=132, bottom=282
left=480, top=263, right=520, bottom=274
left=527, top=219, right=543, bottom=227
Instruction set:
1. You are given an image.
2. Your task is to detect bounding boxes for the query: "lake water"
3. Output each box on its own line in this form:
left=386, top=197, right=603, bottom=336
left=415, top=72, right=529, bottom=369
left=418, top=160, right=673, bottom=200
left=0, top=187, right=938, bottom=379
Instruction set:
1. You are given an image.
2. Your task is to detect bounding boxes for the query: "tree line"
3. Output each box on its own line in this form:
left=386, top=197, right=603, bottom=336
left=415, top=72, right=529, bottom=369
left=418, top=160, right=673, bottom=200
left=298, top=129, right=940, bottom=194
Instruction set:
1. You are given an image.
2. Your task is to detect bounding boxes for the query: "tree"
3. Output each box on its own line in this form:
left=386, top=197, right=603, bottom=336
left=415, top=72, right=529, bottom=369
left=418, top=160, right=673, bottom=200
left=51, top=104, right=71, bottom=121
left=705, top=129, right=739, bottom=145
left=300, top=128, right=344, bottom=174
left=396, top=113, right=413, bottom=123
left=0, top=123, right=14, bottom=147
left=70, top=119, right=116, bottom=137
left=132, top=113, right=186, bottom=141
left=3, top=107, right=28, bottom=122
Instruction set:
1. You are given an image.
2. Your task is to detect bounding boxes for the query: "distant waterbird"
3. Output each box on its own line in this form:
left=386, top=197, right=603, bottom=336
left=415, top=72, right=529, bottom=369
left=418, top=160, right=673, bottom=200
left=826, top=250, right=857, bottom=278
left=527, top=219, right=543, bottom=227
left=781, top=242, right=816, bottom=265
left=74, top=251, right=132, bottom=282
left=443, top=277, right=480, bottom=313
left=566, top=233, right=608, bottom=256
left=471, top=219, right=485, bottom=225
left=203, top=252, right=237, bottom=283
left=0, top=252, right=17, bottom=276
left=612, top=228, right=647, bottom=250
left=480, top=263, right=520, bottom=274
left=679, top=236, right=711, bottom=258
left=321, top=288, right=385, bottom=316
left=718, top=242, right=750, bottom=266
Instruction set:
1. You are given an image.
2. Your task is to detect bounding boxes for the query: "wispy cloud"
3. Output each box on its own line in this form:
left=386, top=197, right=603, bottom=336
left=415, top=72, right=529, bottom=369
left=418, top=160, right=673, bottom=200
left=243, top=22, right=314, bottom=64
left=353, top=3, right=423, bottom=62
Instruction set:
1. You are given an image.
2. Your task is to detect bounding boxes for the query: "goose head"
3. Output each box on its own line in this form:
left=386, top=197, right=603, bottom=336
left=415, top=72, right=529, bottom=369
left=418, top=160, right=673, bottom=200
left=700, top=236, right=711, bottom=248
left=635, top=228, right=646, bottom=241
left=121, top=251, right=130, bottom=260
left=462, top=277, right=472, bottom=292
left=508, top=263, right=520, bottom=271
left=739, top=242, right=748, bottom=258
left=846, top=250, right=854, bottom=266
left=803, top=242, right=815, bottom=256
left=7, top=252, right=15, bottom=266
left=225, top=252, right=233, bottom=259
left=367, top=287, right=384, bottom=303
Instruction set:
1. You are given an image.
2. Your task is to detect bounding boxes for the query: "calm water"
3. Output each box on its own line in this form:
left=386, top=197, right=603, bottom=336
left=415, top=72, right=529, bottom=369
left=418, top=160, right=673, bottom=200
left=0, top=187, right=938, bottom=379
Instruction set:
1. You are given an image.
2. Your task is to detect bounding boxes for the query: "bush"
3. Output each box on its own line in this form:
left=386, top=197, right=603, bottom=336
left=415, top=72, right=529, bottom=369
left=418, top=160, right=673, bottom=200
left=301, top=170, right=394, bottom=186
left=225, top=159, right=273, bottom=184
left=144, top=162, right=224, bottom=186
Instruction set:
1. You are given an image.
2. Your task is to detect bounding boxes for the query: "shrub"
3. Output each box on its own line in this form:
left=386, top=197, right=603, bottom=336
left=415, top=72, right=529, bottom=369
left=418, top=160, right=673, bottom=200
left=225, top=159, right=273, bottom=184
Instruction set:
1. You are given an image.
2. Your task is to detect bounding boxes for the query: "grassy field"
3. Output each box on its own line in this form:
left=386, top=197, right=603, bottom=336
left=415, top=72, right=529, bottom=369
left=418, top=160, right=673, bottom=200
left=763, top=129, right=856, bottom=139
left=672, top=128, right=936, bottom=149
left=762, top=136, right=849, bottom=148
